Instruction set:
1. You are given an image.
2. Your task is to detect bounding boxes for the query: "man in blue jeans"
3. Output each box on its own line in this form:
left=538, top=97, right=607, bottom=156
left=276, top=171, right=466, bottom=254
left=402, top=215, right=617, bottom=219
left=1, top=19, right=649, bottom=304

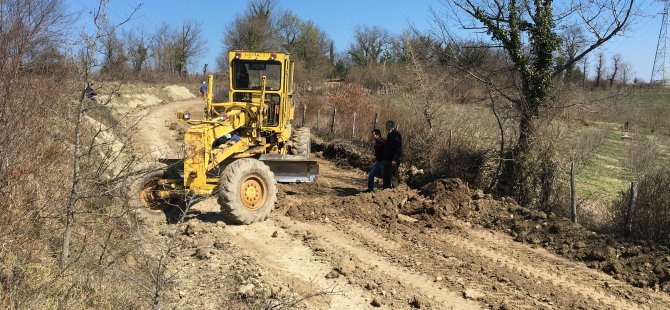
left=199, top=81, right=208, bottom=99
left=363, top=129, right=385, bottom=193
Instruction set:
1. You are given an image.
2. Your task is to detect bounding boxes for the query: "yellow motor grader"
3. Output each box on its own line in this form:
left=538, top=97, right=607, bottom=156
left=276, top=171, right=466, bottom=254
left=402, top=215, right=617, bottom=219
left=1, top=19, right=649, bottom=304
left=133, top=51, right=318, bottom=224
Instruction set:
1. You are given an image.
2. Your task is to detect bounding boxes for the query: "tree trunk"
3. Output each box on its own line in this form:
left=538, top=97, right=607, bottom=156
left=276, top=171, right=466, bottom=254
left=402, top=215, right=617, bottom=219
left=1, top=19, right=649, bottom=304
left=496, top=109, right=535, bottom=200
left=62, top=96, right=84, bottom=266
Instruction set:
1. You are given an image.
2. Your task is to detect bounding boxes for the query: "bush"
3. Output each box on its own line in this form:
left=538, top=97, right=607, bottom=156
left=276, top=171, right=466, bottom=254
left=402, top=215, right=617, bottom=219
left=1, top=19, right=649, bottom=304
left=407, top=140, right=493, bottom=189
left=612, top=166, right=670, bottom=245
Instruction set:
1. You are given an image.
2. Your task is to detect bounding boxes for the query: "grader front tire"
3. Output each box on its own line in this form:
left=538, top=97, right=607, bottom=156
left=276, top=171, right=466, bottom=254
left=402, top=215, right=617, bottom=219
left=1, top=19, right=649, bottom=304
left=217, top=158, right=277, bottom=225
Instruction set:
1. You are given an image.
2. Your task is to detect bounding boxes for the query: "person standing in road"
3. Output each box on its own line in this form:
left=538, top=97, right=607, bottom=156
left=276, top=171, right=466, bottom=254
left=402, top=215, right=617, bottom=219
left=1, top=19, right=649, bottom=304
left=199, top=81, right=208, bottom=99
left=382, top=120, right=402, bottom=189
left=363, top=129, right=385, bottom=193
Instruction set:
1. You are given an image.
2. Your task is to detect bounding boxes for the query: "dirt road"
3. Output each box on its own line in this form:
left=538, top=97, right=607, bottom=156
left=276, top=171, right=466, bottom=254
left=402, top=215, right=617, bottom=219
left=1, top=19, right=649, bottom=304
left=136, top=99, right=670, bottom=309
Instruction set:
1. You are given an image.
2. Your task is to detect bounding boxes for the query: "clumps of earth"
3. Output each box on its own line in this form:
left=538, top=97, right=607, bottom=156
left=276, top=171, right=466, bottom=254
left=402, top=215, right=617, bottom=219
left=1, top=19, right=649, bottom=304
left=287, top=175, right=670, bottom=293
left=466, top=192, right=670, bottom=292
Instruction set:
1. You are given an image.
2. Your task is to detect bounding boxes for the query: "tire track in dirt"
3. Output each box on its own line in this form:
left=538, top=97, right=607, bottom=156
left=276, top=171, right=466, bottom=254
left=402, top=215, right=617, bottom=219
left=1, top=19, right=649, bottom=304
left=277, top=158, right=670, bottom=309
left=271, top=215, right=482, bottom=309
left=192, top=191, right=481, bottom=309
left=216, top=211, right=374, bottom=309
left=135, top=99, right=203, bottom=159
left=447, top=228, right=670, bottom=308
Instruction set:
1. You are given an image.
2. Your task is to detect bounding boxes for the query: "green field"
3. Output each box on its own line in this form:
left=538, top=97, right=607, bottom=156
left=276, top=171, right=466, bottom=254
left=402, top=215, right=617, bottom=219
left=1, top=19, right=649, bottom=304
left=573, top=88, right=670, bottom=201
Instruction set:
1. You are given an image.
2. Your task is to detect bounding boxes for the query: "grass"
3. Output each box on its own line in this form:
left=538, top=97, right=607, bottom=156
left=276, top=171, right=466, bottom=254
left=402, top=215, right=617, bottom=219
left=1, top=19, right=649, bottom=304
left=575, top=130, right=632, bottom=200
left=572, top=88, right=670, bottom=201
left=608, top=88, right=670, bottom=135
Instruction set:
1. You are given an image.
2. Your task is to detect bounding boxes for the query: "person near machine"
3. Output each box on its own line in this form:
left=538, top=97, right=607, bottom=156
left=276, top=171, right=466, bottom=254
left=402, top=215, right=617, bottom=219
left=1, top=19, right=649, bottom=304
left=382, top=120, right=402, bottom=189
left=363, top=129, right=385, bottom=193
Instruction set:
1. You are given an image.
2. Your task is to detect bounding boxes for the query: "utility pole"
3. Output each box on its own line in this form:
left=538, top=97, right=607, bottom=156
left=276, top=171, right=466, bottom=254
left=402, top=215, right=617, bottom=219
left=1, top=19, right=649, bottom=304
left=650, top=0, right=670, bottom=86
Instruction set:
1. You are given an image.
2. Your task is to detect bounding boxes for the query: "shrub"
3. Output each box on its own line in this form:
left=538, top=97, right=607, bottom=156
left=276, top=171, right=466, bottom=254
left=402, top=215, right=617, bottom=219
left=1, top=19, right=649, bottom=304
left=612, top=166, right=670, bottom=245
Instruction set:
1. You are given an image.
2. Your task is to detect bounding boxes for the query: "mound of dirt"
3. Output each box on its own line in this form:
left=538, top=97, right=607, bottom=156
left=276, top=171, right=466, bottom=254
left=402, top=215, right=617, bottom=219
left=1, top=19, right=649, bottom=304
left=163, top=85, right=196, bottom=101
left=421, top=178, right=472, bottom=217
left=117, top=93, right=163, bottom=110
left=468, top=197, right=670, bottom=292
left=284, top=175, right=670, bottom=293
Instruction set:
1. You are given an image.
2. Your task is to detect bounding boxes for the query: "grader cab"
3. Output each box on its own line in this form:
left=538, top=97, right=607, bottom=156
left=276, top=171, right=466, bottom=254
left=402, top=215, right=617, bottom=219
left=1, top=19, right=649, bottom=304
left=133, top=51, right=317, bottom=224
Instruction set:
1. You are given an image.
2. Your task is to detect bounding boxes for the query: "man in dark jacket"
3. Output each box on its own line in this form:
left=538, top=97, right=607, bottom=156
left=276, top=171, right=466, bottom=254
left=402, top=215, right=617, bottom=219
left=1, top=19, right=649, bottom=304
left=85, top=82, right=97, bottom=100
left=199, top=81, right=208, bottom=99
left=363, top=129, right=385, bottom=193
left=382, top=120, right=402, bottom=189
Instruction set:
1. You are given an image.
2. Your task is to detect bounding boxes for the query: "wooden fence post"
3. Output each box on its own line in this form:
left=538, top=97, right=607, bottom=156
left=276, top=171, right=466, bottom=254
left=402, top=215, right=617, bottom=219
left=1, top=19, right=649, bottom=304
left=373, top=113, right=379, bottom=130
left=448, top=130, right=453, bottom=149
left=570, top=162, right=577, bottom=223
left=316, top=108, right=321, bottom=131
left=626, top=181, right=639, bottom=235
left=352, top=112, right=357, bottom=139
left=302, top=103, right=306, bottom=127
left=330, top=107, right=337, bottom=135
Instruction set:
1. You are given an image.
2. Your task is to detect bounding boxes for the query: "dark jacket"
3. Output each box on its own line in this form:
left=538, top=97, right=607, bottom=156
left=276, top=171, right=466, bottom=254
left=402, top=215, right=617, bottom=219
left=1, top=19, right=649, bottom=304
left=85, top=86, right=96, bottom=99
left=373, top=138, right=385, bottom=162
left=382, top=129, right=401, bottom=162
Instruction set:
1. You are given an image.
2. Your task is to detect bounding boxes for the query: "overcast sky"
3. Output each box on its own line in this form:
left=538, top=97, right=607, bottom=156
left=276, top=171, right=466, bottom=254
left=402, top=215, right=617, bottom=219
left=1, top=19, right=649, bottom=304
left=66, top=0, right=667, bottom=82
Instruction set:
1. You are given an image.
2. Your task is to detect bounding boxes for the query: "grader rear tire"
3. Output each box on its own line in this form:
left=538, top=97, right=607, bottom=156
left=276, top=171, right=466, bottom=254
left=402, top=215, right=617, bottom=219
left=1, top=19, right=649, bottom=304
left=217, top=158, right=277, bottom=225
left=290, top=127, right=311, bottom=158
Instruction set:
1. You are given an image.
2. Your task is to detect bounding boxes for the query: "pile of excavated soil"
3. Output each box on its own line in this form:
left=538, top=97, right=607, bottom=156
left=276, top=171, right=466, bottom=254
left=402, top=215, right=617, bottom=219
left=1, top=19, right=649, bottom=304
left=284, top=176, right=670, bottom=294
left=286, top=183, right=429, bottom=227
left=468, top=196, right=670, bottom=292
left=163, top=85, right=196, bottom=101
left=119, top=93, right=163, bottom=110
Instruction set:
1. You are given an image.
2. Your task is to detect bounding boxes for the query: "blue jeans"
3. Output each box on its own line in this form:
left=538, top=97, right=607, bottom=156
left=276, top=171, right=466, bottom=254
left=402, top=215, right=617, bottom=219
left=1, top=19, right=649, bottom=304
left=367, top=161, right=385, bottom=191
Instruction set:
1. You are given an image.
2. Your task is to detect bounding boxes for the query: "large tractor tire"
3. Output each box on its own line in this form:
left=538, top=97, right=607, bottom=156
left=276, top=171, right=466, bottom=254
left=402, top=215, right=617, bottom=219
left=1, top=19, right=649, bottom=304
left=217, top=158, right=277, bottom=225
left=130, top=167, right=181, bottom=221
left=290, top=127, right=311, bottom=158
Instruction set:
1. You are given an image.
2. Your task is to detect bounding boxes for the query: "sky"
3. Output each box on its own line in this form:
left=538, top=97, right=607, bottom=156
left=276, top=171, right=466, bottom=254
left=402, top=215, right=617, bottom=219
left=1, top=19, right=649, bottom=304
left=65, top=0, right=667, bottom=82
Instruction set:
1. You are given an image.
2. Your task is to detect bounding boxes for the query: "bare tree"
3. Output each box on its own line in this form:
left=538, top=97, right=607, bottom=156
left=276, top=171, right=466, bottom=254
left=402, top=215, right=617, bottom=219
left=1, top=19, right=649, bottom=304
left=389, top=28, right=440, bottom=64
left=347, top=25, right=392, bottom=66
left=124, top=27, right=152, bottom=74
left=581, top=56, right=588, bottom=87
left=173, top=20, right=206, bottom=75
left=595, top=52, right=605, bottom=88
left=608, top=54, right=622, bottom=88
left=620, top=61, right=634, bottom=85
left=222, top=0, right=279, bottom=52
left=403, top=36, right=445, bottom=131
left=150, top=23, right=175, bottom=73
left=147, top=21, right=204, bottom=76
left=100, top=29, right=128, bottom=77
left=62, top=0, right=140, bottom=266
left=560, top=25, right=587, bottom=83
left=0, top=0, right=69, bottom=118
left=442, top=0, right=636, bottom=201
left=276, top=10, right=302, bottom=52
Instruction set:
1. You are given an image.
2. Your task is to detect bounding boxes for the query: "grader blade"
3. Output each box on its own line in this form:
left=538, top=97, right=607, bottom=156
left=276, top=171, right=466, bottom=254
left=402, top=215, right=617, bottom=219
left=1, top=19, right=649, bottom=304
left=259, top=154, right=319, bottom=183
